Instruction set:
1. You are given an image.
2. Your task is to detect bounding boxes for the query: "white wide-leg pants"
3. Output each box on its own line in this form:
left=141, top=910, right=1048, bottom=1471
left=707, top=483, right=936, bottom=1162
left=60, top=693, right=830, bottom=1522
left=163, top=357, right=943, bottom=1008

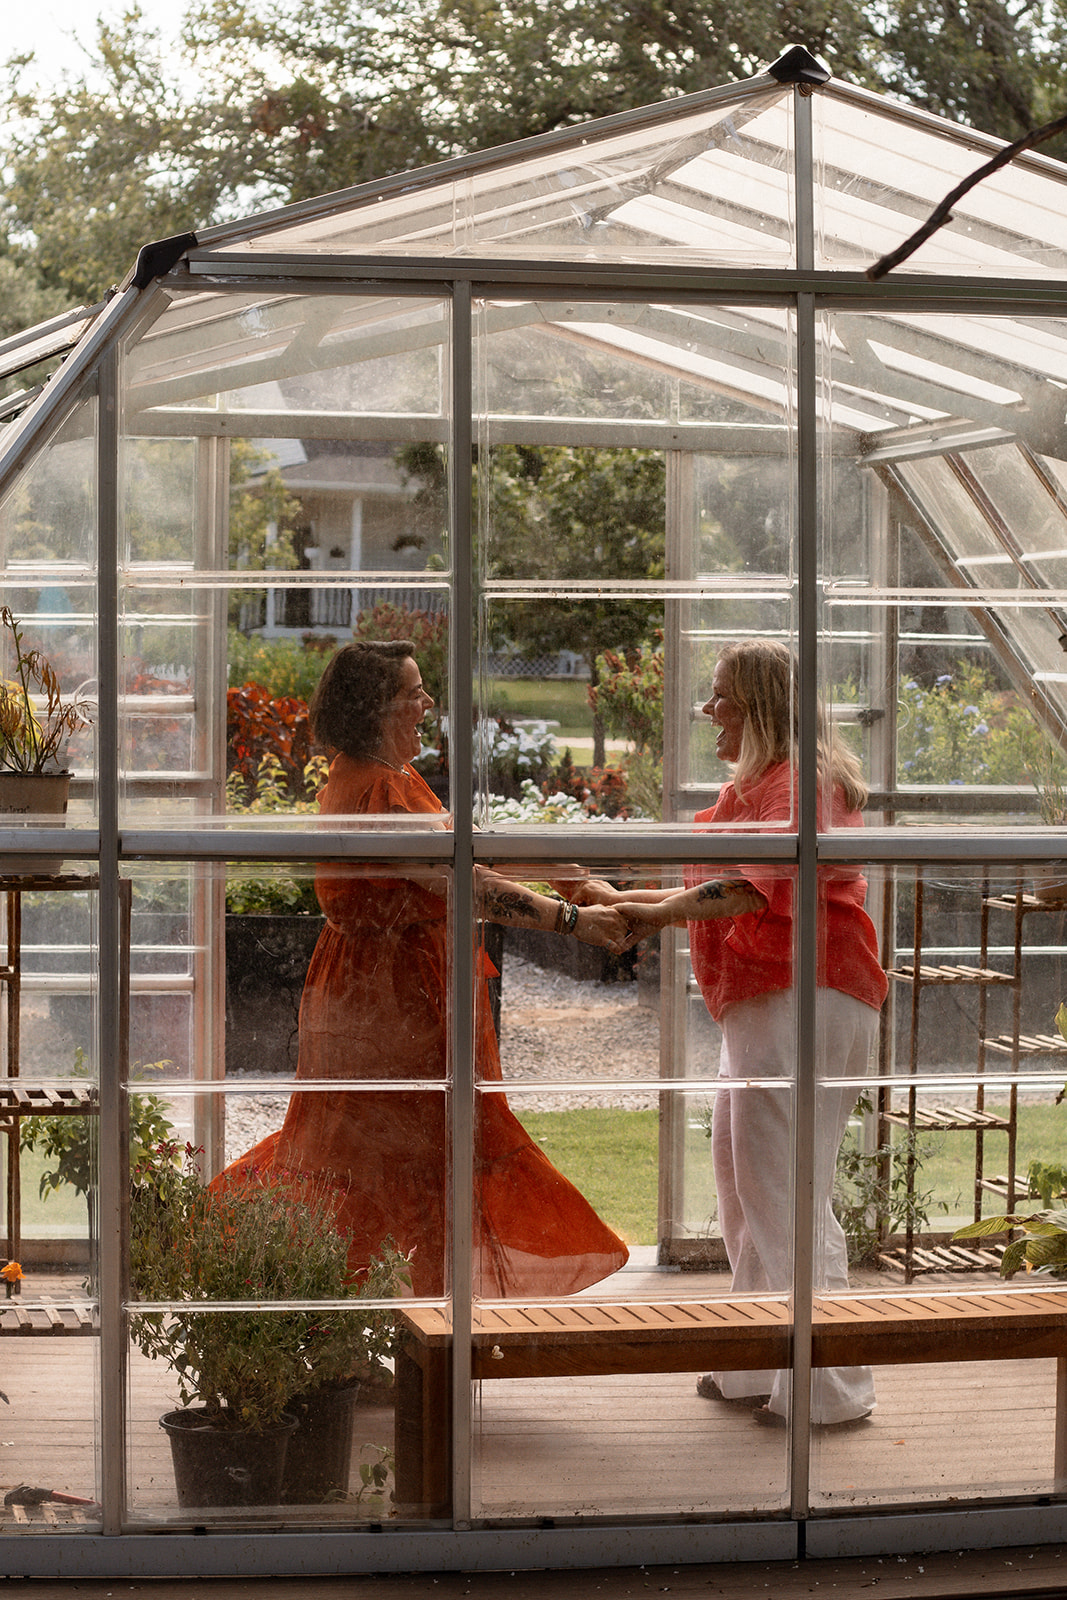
left=710, top=986, right=878, bottom=1424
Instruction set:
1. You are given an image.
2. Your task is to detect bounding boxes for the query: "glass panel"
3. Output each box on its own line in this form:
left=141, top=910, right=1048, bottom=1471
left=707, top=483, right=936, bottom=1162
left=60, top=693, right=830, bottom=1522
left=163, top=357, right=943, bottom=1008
left=823, top=309, right=1067, bottom=828
left=1, top=870, right=100, bottom=1526
left=476, top=300, right=797, bottom=830
left=815, top=94, right=1067, bottom=278
left=217, top=87, right=794, bottom=267
left=0, top=395, right=98, bottom=828
left=124, top=1094, right=421, bottom=1522
left=125, top=849, right=453, bottom=1522
left=810, top=862, right=1067, bottom=1506
left=119, top=289, right=451, bottom=827
left=470, top=860, right=797, bottom=1516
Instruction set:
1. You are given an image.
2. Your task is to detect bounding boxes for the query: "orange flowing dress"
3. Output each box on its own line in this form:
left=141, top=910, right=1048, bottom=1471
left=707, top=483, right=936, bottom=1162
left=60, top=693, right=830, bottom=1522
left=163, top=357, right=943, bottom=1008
left=218, top=754, right=629, bottom=1297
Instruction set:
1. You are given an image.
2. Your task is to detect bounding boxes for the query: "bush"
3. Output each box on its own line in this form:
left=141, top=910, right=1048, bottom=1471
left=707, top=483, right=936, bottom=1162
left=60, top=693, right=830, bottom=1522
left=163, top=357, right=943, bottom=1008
left=226, top=684, right=321, bottom=806
left=227, top=632, right=332, bottom=702
left=590, top=634, right=664, bottom=760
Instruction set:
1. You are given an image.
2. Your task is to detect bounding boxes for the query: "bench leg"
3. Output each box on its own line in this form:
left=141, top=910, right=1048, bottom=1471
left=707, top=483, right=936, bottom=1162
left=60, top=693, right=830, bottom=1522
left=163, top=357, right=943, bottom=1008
left=1057, top=1355, right=1067, bottom=1486
left=395, top=1339, right=451, bottom=1514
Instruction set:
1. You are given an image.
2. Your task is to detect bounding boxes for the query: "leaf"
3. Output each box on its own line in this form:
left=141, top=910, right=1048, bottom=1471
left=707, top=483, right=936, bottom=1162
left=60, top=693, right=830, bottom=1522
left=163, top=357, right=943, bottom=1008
left=953, top=1215, right=1019, bottom=1238
left=1000, top=1238, right=1029, bottom=1277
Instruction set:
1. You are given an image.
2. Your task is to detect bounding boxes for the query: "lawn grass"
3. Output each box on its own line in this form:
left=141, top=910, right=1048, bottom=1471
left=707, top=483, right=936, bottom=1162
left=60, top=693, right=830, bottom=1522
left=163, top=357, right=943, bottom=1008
left=486, top=678, right=592, bottom=742
left=516, top=1107, right=659, bottom=1246
left=514, top=1099, right=1067, bottom=1249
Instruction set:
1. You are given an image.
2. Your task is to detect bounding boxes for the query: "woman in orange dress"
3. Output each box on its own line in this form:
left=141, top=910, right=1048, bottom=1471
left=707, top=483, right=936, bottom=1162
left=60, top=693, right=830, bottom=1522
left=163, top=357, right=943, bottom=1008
left=220, top=640, right=629, bottom=1297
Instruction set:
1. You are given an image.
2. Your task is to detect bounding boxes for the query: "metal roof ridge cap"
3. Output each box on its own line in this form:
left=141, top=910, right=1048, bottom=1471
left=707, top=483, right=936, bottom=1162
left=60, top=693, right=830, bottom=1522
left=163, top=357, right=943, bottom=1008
left=193, top=73, right=783, bottom=250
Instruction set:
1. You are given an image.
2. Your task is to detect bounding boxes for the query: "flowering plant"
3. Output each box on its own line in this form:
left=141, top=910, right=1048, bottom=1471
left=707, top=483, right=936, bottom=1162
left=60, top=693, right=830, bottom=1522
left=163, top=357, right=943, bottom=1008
left=129, top=1143, right=410, bottom=1432
left=0, top=607, right=93, bottom=775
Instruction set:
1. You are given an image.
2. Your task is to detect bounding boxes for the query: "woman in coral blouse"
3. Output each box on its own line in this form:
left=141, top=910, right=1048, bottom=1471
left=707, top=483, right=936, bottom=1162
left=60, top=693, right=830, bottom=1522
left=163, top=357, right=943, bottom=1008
left=219, top=640, right=629, bottom=1299
left=583, top=639, right=887, bottom=1427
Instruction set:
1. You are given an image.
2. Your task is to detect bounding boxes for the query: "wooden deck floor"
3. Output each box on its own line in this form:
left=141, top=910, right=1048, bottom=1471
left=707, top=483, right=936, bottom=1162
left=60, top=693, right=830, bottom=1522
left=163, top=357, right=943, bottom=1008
left=0, top=1266, right=1060, bottom=1526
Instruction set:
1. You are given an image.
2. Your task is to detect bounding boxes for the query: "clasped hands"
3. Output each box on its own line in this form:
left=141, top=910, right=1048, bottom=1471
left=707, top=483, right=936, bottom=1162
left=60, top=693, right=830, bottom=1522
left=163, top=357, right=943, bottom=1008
left=571, top=875, right=765, bottom=952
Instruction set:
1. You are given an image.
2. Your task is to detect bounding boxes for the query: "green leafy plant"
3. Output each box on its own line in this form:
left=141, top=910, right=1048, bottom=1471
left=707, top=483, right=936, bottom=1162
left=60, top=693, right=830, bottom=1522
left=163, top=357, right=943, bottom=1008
left=129, top=1142, right=411, bottom=1432
left=832, top=1125, right=945, bottom=1266
left=590, top=633, right=665, bottom=760
left=0, top=606, right=93, bottom=774
left=226, top=684, right=321, bottom=806
left=19, top=1047, right=176, bottom=1227
left=954, top=1209, right=1067, bottom=1277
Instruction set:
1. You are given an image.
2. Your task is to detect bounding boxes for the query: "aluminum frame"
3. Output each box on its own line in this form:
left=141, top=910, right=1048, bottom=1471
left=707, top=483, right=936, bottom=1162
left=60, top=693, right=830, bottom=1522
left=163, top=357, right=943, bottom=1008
left=5, top=66, right=1067, bottom=1575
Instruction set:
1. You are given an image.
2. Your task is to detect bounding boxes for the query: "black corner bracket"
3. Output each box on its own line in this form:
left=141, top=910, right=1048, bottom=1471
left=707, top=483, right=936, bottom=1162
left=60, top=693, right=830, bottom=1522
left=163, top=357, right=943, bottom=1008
left=767, top=46, right=832, bottom=87
left=132, top=231, right=200, bottom=290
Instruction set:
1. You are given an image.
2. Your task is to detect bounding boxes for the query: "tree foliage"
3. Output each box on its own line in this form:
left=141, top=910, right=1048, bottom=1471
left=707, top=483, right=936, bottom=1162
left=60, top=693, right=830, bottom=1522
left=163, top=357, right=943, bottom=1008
left=3, top=0, right=1067, bottom=312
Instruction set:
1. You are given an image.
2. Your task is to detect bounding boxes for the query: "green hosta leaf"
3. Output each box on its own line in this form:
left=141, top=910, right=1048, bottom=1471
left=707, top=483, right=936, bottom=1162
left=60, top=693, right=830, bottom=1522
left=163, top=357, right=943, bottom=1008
left=1019, top=1210, right=1067, bottom=1235
left=1000, top=1238, right=1029, bottom=1276
left=953, top=1215, right=1019, bottom=1239
left=1026, top=1234, right=1067, bottom=1269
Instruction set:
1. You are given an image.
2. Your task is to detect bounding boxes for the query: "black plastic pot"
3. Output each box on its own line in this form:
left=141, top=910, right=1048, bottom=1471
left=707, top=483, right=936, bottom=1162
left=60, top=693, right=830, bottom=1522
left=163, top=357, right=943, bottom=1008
left=280, top=1382, right=360, bottom=1503
left=160, top=1407, right=298, bottom=1508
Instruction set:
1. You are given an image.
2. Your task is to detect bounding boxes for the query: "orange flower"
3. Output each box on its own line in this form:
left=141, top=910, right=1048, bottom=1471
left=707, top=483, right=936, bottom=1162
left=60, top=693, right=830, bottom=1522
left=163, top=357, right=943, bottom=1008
left=1, top=1261, right=24, bottom=1283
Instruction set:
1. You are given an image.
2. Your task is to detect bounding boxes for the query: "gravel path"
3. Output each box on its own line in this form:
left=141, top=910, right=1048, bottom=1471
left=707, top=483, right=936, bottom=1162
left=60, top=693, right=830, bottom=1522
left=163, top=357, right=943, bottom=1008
left=223, top=955, right=658, bottom=1160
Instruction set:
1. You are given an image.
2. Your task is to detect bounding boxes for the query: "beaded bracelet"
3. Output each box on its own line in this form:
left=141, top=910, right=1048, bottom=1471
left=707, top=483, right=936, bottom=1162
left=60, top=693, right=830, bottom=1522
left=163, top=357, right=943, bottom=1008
left=562, top=900, right=579, bottom=936
left=553, top=898, right=567, bottom=935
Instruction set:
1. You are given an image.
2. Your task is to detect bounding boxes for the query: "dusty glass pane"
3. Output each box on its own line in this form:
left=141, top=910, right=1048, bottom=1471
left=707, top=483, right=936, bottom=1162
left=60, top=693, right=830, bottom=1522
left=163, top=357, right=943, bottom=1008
left=216, top=88, right=793, bottom=266
left=815, top=94, right=1067, bottom=277
left=823, top=309, right=1067, bottom=830
left=0, top=1336, right=100, bottom=1526
left=124, top=292, right=448, bottom=419
left=809, top=862, right=1067, bottom=1505
left=124, top=1088, right=417, bottom=1522
left=1, top=869, right=100, bottom=1531
left=4, top=874, right=98, bottom=1279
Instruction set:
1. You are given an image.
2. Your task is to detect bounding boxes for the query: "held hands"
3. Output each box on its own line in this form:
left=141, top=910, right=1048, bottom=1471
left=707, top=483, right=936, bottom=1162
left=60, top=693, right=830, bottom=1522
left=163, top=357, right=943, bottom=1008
left=570, top=877, right=622, bottom=907
left=571, top=903, right=630, bottom=951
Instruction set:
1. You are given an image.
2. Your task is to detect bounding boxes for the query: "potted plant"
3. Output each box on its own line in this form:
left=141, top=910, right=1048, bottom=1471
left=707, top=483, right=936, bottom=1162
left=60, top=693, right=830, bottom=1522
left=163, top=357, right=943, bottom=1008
left=129, top=1141, right=409, bottom=1508
left=0, top=606, right=92, bottom=805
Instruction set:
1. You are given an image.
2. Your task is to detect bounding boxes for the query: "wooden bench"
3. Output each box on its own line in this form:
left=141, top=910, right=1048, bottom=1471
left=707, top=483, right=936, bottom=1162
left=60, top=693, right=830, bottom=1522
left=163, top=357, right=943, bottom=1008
left=395, top=1289, right=1067, bottom=1510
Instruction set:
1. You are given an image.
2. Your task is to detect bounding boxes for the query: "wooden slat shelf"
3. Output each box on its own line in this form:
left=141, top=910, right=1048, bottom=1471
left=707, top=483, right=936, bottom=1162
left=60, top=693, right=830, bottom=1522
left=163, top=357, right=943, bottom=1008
left=984, top=1032, right=1067, bottom=1057
left=878, top=1243, right=1006, bottom=1274
left=882, top=1105, right=1010, bottom=1132
left=0, top=1300, right=97, bottom=1336
left=979, top=1172, right=1034, bottom=1201
left=985, top=892, right=1067, bottom=913
left=0, top=1082, right=97, bottom=1136
left=888, top=963, right=1013, bottom=986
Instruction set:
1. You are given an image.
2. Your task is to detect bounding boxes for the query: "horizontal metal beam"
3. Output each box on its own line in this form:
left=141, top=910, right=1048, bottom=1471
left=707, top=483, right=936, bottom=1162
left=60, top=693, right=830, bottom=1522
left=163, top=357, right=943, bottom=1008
left=180, top=258, right=1067, bottom=309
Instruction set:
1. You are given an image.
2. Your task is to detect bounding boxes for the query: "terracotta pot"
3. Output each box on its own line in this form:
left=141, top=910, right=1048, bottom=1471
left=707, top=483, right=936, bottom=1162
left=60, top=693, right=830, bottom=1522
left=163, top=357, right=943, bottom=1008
left=0, top=770, right=70, bottom=873
left=160, top=1407, right=298, bottom=1508
left=280, top=1383, right=360, bottom=1503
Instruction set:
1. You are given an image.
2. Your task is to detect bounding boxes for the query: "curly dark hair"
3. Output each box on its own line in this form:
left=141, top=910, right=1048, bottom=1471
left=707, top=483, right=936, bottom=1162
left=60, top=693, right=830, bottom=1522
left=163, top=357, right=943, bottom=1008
left=308, top=640, right=415, bottom=759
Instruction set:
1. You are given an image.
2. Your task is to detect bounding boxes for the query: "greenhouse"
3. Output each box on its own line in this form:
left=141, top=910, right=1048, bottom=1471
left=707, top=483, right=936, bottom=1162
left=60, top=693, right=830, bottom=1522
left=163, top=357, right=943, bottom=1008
left=3, top=40, right=1067, bottom=1576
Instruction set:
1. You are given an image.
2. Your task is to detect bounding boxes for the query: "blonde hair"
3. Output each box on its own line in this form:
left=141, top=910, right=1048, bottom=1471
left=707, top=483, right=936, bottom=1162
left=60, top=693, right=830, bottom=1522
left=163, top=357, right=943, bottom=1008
left=715, top=639, right=868, bottom=811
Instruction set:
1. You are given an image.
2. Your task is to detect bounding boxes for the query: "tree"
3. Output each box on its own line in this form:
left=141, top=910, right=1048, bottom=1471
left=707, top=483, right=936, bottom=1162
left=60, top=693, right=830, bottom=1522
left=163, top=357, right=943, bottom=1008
left=486, top=445, right=666, bottom=765
left=7, top=0, right=1067, bottom=309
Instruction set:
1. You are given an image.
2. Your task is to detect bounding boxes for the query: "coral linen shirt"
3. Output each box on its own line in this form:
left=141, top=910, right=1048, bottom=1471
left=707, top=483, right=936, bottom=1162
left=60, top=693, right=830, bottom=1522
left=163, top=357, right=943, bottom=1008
left=685, top=763, right=888, bottom=1022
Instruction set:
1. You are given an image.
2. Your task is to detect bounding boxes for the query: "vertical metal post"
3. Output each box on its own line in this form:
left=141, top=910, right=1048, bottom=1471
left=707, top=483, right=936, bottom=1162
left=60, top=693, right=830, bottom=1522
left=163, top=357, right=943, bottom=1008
left=96, top=345, right=126, bottom=1532
left=790, top=80, right=818, bottom=1521
left=658, top=451, right=694, bottom=1255
left=449, top=281, right=475, bottom=1525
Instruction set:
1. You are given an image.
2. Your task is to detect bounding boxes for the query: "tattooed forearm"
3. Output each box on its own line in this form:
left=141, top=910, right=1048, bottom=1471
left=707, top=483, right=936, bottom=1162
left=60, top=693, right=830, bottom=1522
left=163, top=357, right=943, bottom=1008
left=695, top=880, right=728, bottom=903
left=485, top=886, right=538, bottom=922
